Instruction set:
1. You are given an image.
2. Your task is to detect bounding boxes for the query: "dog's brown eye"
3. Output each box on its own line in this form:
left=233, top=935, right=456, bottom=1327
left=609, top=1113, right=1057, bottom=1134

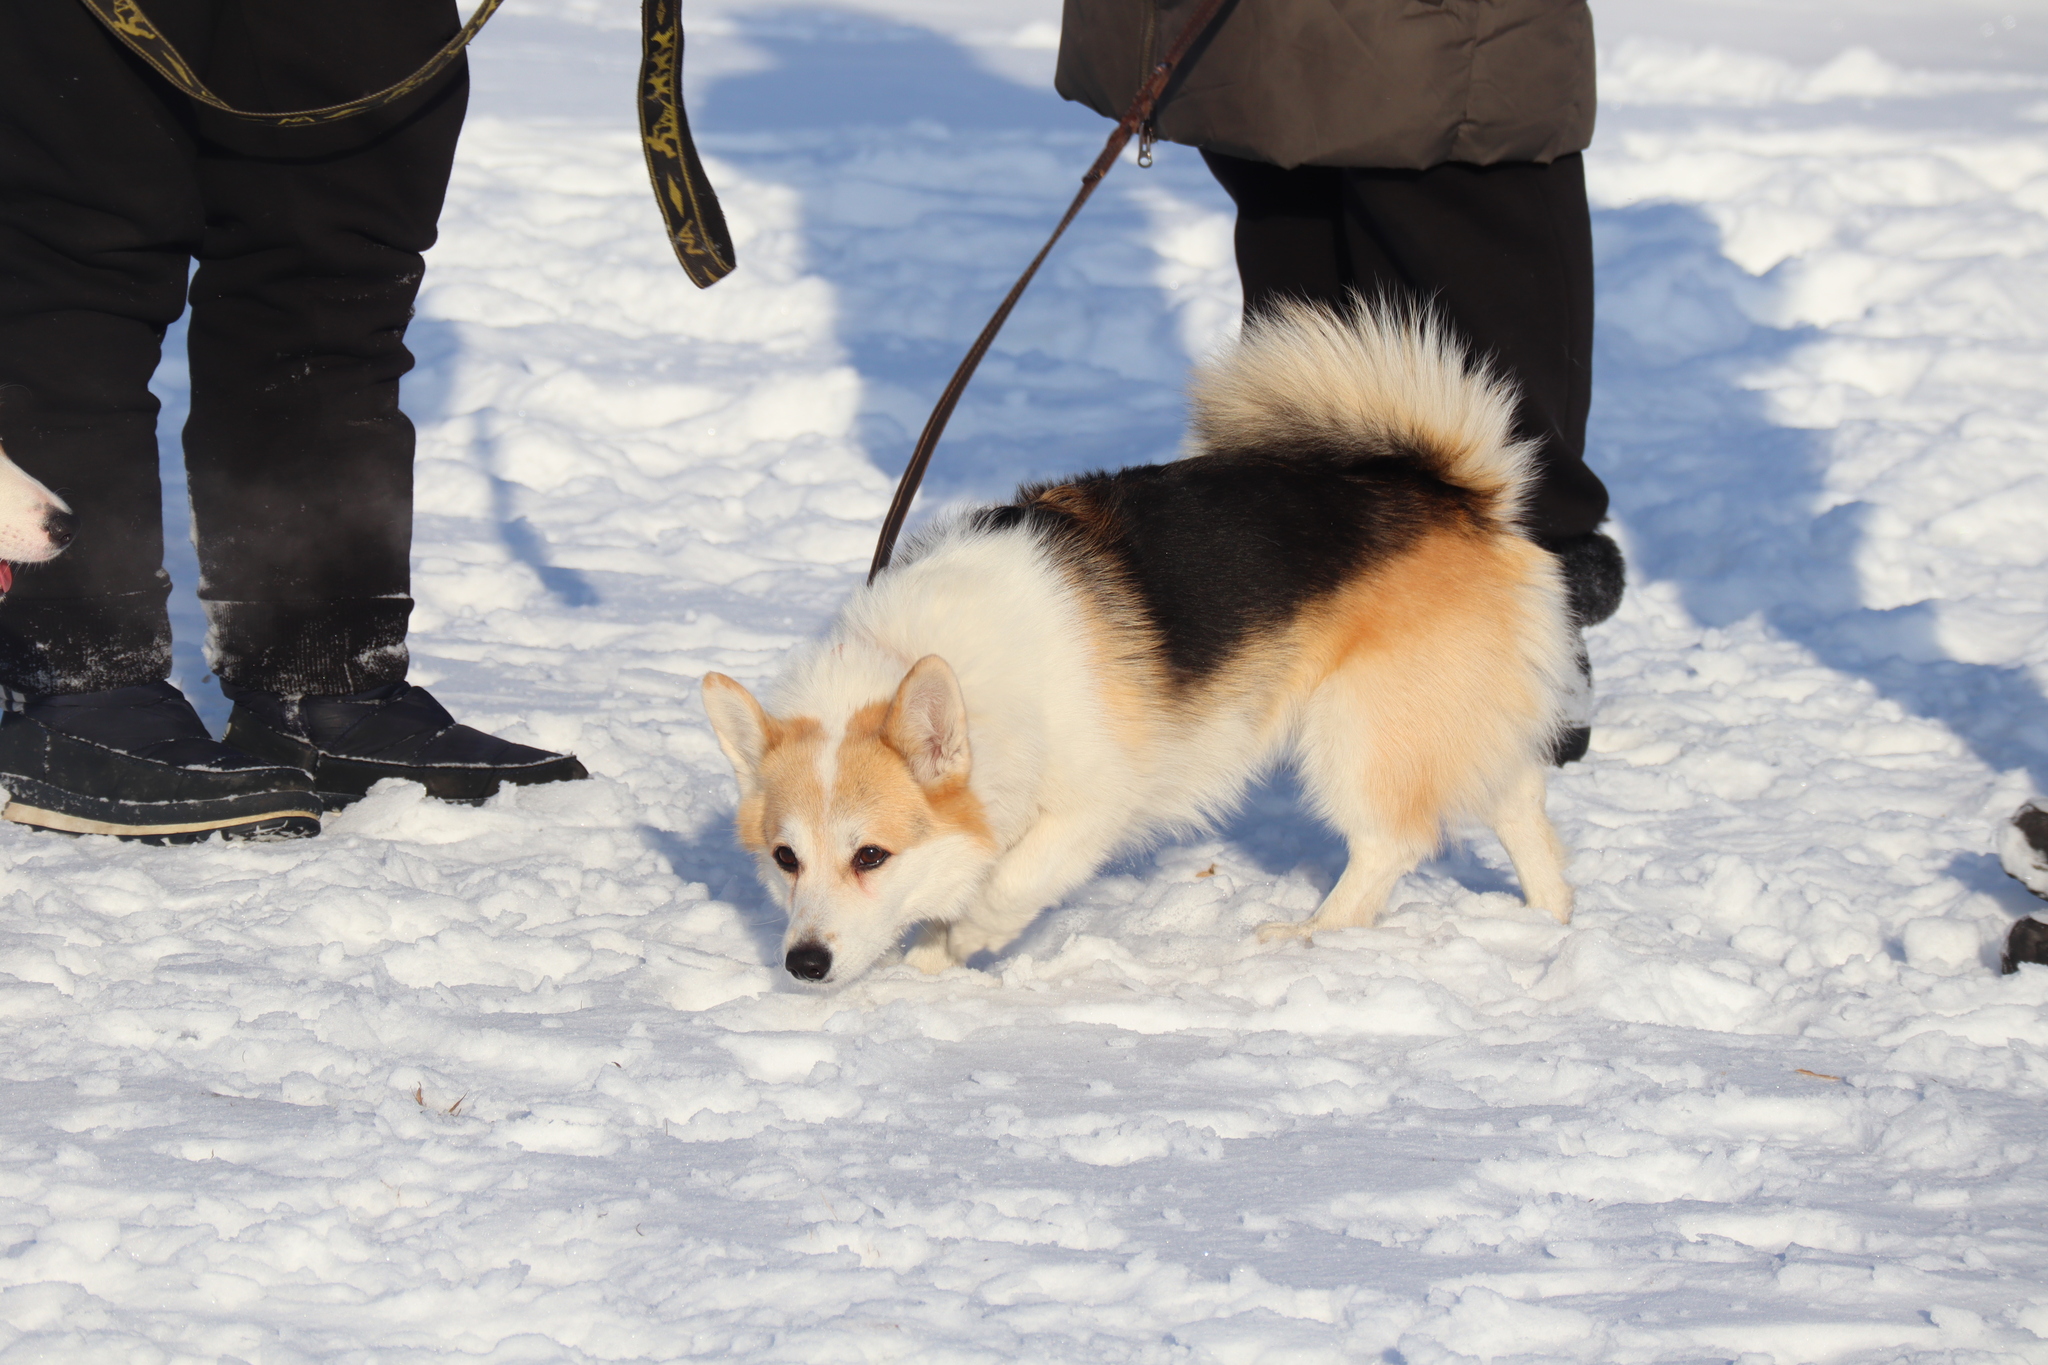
left=773, top=845, right=799, bottom=872
left=852, top=845, right=891, bottom=872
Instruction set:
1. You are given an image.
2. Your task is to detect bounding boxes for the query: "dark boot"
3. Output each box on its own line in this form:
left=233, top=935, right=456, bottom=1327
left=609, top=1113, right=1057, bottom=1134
left=1540, top=531, right=1625, bottom=766
left=1552, top=644, right=1594, bottom=766
left=2005, top=918, right=2048, bottom=975
left=223, top=681, right=587, bottom=808
left=2001, top=799, right=2048, bottom=900
left=1998, top=800, right=2048, bottom=973
left=0, top=682, right=319, bottom=842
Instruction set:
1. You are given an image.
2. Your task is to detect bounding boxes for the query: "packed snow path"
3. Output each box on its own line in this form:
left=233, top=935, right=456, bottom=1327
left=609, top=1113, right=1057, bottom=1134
left=3, top=2, right=2048, bottom=1360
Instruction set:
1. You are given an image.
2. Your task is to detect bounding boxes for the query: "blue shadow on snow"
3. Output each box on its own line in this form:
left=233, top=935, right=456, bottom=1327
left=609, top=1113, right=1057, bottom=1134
left=1592, top=199, right=2048, bottom=872
left=695, top=8, right=1224, bottom=511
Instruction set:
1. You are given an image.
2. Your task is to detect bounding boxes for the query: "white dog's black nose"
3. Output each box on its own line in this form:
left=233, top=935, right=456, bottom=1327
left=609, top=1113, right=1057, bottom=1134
left=44, top=510, right=76, bottom=549
left=785, top=943, right=831, bottom=981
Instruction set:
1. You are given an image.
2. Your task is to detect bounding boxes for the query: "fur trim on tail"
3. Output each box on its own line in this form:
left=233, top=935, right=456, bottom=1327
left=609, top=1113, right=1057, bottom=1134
left=1188, top=298, right=1539, bottom=527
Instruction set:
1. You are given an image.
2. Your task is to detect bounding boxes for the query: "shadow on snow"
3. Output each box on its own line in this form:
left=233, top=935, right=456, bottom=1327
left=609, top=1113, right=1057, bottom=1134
left=1595, top=200, right=2048, bottom=801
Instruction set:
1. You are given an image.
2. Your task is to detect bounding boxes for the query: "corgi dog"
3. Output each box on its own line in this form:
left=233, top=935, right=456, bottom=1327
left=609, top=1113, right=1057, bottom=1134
left=0, top=441, right=75, bottom=598
left=704, top=301, right=1578, bottom=986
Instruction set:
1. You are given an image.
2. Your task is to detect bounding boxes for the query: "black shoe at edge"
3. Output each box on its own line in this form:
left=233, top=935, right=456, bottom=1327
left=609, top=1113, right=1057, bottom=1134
left=0, top=682, right=319, bottom=843
left=1997, top=800, right=2048, bottom=974
left=2004, top=918, right=2048, bottom=975
left=1540, top=531, right=1625, bottom=767
left=223, top=681, right=588, bottom=808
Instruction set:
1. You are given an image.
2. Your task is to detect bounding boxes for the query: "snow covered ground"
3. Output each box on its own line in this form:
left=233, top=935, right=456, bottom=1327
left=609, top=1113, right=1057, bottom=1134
left=4, top=0, right=2048, bottom=1359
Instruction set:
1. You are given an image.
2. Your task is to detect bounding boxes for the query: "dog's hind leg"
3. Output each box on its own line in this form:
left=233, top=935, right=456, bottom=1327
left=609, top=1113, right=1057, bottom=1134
left=1488, top=761, right=1573, bottom=924
left=1257, top=671, right=1442, bottom=944
left=1256, top=531, right=1576, bottom=945
left=1257, top=826, right=1437, bottom=943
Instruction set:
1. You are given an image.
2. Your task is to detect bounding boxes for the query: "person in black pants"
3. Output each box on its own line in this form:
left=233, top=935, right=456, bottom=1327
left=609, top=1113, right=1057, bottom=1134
left=0, top=0, right=584, bottom=842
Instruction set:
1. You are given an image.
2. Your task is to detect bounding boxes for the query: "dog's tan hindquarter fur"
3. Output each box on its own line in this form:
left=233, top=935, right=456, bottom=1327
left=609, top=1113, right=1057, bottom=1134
left=1255, top=527, right=1574, bottom=942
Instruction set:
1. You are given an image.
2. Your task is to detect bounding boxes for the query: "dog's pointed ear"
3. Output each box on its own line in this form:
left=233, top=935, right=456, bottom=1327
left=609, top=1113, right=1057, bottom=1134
left=884, top=655, right=970, bottom=787
left=702, top=673, right=773, bottom=789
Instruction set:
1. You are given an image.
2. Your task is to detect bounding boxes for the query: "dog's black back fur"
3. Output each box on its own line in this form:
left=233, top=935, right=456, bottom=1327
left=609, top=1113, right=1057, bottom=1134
left=969, top=439, right=1490, bottom=687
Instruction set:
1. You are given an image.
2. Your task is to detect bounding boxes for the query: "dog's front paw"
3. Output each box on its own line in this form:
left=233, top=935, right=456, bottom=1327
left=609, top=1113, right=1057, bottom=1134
left=904, top=925, right=958, bottom=974
left=1255, top=919, right=1315, bottom=944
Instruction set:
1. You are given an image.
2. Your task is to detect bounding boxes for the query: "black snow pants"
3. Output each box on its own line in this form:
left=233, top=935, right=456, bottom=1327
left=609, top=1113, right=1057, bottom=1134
left=1202, top=150, right=1608, bottom=543
left=0, top=0, right=464, bottom=697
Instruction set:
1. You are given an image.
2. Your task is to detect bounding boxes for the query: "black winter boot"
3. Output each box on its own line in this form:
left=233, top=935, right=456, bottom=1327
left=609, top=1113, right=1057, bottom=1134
left=0, top=682, right=319, bottom=842
left=1539, top=531, right=1626, bottom=767
left=1998, top=799, right=2048, bottom=973
left=2005, top=918, right=2048, bottom=975
left=223, top=682, right=587, bottom=808
left=2000, top=799, right=2048, bottom=900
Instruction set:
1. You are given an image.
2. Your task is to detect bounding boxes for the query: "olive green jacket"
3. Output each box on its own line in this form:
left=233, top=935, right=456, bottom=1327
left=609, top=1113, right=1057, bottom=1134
left=1054, top=0, right=1596, bottom=170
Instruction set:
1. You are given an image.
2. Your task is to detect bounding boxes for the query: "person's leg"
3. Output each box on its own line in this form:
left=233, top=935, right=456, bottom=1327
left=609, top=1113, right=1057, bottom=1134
left=0, top=0, right=201, bottom=695
left=1336, top=154, right=1606, bottom=545
left=1199, top=150, right=1354, bottom=316
left=187, top=1, right=586, bottom=803
left=181, top=0, right=470, bottom=696
left=0, top=0, right=320, bottom=840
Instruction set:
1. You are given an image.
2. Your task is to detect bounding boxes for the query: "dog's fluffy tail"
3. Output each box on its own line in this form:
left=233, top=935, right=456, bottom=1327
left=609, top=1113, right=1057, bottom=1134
left=1188, top=297, right=1538, bottom=527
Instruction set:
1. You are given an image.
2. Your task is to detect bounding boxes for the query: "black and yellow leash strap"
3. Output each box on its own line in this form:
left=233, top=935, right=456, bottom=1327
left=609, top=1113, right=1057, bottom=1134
left=72, top=0, right=733, bottom=289
left=638, top=0, right=735, bottom=288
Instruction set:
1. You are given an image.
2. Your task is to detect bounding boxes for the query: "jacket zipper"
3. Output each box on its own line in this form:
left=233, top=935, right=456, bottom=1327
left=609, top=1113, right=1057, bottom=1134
left=1138, top=0, right=1158, bottom=92
left=1137, top=0, right=1160, bottom=165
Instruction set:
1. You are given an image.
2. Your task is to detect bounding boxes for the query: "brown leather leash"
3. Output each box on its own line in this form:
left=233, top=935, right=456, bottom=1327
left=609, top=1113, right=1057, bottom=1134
left=72, top=0, right=734, bottom=289
left=866, top=0, right=1237, bottom=583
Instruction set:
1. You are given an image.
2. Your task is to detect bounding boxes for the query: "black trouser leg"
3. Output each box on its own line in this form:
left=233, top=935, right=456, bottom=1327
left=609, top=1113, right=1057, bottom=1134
left=1197, top=154, right=1355, bottom=311
left=0, top=0, right=463, bottom=698
left=1202, top=150, right=1607, bottom=542
left=0, top=0, right=201, bottom=694
left=183, top=0, right=465, bottom=695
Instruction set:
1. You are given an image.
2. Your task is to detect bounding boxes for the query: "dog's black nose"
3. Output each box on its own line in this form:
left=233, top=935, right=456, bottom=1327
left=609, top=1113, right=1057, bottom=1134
left=43, top=510, right=76, bottom=549
left=785, top=942, right=832, bottom=981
